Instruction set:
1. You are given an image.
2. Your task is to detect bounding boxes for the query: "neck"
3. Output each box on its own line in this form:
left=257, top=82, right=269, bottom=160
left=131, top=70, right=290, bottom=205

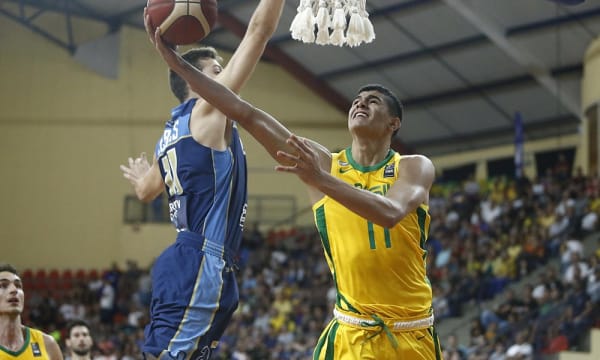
left=71, top=352, right=92, bottom=360
left=0, top=316, right=24, bottom=351
left=350, top=138, right=390, bottom=167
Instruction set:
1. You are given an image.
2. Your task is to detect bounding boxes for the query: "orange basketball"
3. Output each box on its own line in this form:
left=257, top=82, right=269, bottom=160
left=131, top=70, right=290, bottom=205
left=146, top=0, right=218, bottom=45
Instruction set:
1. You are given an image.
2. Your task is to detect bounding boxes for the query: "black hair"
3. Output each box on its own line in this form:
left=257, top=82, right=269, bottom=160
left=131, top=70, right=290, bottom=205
left=357, top=84, right=403, bottom=138
left=0, top=263, right=18, bottom=276
left=66, top=319, right=91, bottom=338
left=169, top=47, right=223, bottom=103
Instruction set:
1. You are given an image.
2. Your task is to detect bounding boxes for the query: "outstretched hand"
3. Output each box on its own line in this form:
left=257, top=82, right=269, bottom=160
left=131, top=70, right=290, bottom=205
left=275, top=134, right=325, bottom=187
left=120, top=152, right=151, bottom=187
left=143, top=7, right=183, bottom=69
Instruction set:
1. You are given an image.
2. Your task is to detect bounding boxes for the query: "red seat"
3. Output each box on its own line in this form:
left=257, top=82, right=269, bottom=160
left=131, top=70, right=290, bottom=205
left=88, top=269, right=99, bottom=280
left=75, top=269, right=87, bottom=280
left=21, top=269, right=33, bottom=280
left=62, top=269, right=73, bottom=280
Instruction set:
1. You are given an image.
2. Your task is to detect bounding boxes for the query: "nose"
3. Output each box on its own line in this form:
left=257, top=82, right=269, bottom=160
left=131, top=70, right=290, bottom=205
left=355, top=98, right=367, bottom=108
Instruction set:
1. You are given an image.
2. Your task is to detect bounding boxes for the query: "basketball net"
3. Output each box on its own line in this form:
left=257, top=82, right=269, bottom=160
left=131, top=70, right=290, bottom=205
left=290, top=0, right=375, bottom=47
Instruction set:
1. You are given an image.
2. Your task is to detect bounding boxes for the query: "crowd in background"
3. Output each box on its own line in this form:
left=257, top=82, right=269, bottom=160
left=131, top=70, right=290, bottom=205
left=19, top=164, right=600, bottom=360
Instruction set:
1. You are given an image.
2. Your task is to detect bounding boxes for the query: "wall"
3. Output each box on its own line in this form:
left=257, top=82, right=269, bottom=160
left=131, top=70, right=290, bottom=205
left=0, top=15, right=346, bottom=270
left=0, top=13, right=588, bottom=270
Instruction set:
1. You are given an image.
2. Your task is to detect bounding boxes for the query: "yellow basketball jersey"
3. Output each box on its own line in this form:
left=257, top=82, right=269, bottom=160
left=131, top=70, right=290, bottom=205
left=313, top=148, right=432, bottom=320
left=0, top=327, right=50, bottom=360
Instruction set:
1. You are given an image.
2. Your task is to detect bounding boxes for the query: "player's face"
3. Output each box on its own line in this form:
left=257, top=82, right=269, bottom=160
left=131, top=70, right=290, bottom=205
left=348, top=90, right=395, bottom=137
left=199, top=58, right=223, bottom=79
left=0, top=271, right=24, bottom=316
left=67, top=325, right=93, bottom=356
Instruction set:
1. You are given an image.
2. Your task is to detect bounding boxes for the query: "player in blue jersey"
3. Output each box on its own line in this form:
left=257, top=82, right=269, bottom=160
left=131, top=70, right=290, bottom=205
left=145, top=23, right=440, bottom=359
left=119, top=1, right=285, bottom=359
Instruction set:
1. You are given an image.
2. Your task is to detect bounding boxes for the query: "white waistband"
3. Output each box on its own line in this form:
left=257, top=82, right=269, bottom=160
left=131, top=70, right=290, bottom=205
left=333, top=308, right=434, bottom=331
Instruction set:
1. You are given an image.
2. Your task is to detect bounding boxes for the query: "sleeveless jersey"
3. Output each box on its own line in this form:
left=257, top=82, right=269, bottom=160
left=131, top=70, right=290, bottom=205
left=312, top=148, right=432, bottom=320
left=154, top=99, right=248, bottom=254
left=0, top=327, right=50, bottom=360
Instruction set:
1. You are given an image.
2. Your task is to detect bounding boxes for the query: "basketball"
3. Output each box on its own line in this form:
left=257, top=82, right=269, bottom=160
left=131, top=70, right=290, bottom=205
left=146, top=0, right=218, bottom=45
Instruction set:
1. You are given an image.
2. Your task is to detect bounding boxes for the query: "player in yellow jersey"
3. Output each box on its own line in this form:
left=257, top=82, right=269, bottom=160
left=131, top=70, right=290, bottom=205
left=146, top=25, right=441, bottom=359
left=0, top=264, right=63, bottom=360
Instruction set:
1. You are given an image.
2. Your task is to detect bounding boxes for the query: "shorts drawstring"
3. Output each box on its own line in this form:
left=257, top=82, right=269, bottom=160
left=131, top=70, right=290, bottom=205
left=360, top=314, right=399, bottom=349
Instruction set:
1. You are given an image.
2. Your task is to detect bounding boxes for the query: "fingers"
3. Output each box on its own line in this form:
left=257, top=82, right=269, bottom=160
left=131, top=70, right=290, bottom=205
left=276, top=150, right=298, bottom=163
left=274, top=165, right=297, bottom=173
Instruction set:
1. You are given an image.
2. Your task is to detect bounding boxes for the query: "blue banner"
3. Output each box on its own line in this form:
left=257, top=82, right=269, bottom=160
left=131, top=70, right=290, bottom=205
left=514, top=112, right=524, bottom=178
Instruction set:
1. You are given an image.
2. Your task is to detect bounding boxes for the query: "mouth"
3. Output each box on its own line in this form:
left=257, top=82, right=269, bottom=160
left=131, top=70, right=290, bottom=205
left=352, top=111, right=368, bottom=119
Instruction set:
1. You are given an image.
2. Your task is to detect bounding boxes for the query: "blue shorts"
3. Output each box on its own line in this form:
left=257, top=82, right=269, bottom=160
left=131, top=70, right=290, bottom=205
left=143, top=231, right=239, bottom=360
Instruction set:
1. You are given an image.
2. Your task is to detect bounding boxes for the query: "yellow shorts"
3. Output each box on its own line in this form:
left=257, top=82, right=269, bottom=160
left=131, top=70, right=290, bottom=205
left=313, top=319, right=443, bottom=360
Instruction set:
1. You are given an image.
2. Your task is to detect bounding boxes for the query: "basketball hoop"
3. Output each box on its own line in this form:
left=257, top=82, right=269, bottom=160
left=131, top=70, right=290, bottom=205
left=290, top=0, right=375, bottom=47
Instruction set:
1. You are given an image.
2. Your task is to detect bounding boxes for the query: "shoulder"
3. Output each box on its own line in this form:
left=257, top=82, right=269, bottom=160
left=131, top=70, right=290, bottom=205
left=41, top=332, right=63, bottom=360
left=398, top=154, right=435, bottom=172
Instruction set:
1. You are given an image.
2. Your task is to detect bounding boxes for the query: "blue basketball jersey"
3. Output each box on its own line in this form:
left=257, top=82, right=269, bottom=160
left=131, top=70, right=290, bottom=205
left=154, top=99, right=248, bottom=254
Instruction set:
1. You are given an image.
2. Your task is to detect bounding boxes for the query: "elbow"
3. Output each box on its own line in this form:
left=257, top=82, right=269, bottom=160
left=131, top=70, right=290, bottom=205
left=380, top=204, right=408, bottom=228
left=380, top=214, right=404, bottom=229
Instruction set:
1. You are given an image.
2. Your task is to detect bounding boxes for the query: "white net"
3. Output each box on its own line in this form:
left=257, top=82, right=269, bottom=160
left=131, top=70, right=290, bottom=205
left=289, top=0, right=375, bottom=47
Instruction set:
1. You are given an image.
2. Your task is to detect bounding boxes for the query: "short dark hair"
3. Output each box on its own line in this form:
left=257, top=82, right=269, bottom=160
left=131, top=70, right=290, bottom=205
left=357, top=84, right=403, bottom=138
left=169, top=47, right=222, bottom=103
left=66, top=319, right=91, bottom=338
left=0, top=264, right=18, bottom=276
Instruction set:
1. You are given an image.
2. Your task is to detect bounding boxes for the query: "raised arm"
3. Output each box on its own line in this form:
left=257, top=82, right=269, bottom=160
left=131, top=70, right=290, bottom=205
left=217, top=0, right=285, bottom=94
left=148, top=25, right=331, bottom=170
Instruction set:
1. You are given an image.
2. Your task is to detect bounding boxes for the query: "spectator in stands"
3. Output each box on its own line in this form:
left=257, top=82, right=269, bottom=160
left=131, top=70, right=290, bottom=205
left=505, top=330, right=533, bottom=360
left=488, top=340, right=507, bottom=360
left=0, top=263, right=63, bottom=360
left=441, top=333, right=467, bottom=360
left=97, top=276, right=115, bottom=325
left=64, top=319, right=93, bottom=360
left=563, top=252, right=590, bottom=285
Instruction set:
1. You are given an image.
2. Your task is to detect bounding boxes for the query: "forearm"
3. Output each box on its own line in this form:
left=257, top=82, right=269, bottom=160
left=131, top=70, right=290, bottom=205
left=135, top=164, right=164, bottom=203
left=247, top=0, right=285, bottom=40
left=316, top=174, right=406, bottom=228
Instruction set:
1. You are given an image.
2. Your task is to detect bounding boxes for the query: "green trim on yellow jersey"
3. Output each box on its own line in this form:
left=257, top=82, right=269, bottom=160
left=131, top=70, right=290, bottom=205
left=345, top=148, right=395, bottom=172
left=0, top=327, right=31, bottom=356
left=313, top=149, right=433, bottom=320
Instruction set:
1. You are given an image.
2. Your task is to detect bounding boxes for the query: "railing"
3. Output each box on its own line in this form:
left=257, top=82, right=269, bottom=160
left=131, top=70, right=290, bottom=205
left=123, top=194, right=298, bottom=226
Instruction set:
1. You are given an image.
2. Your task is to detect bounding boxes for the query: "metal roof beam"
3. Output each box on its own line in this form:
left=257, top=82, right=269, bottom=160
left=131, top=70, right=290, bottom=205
left=217, top=11, right=350, bottom=113
left=403, top=63, right=581, bottom=107
left=321, top=34, right=486, bottom=79
left=0, top=6, right=72, bottom=52
left=441, top=0, right=580, bottom=117
left=320, top=5, right=600, bottom=80
left=410, top=113, right=579, bottom=155
left=508, top=6, right=600, bottom=36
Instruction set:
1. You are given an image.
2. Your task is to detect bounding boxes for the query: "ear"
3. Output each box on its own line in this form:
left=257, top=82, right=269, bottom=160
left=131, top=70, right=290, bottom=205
left=390, top=116, right=401, bottom=132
